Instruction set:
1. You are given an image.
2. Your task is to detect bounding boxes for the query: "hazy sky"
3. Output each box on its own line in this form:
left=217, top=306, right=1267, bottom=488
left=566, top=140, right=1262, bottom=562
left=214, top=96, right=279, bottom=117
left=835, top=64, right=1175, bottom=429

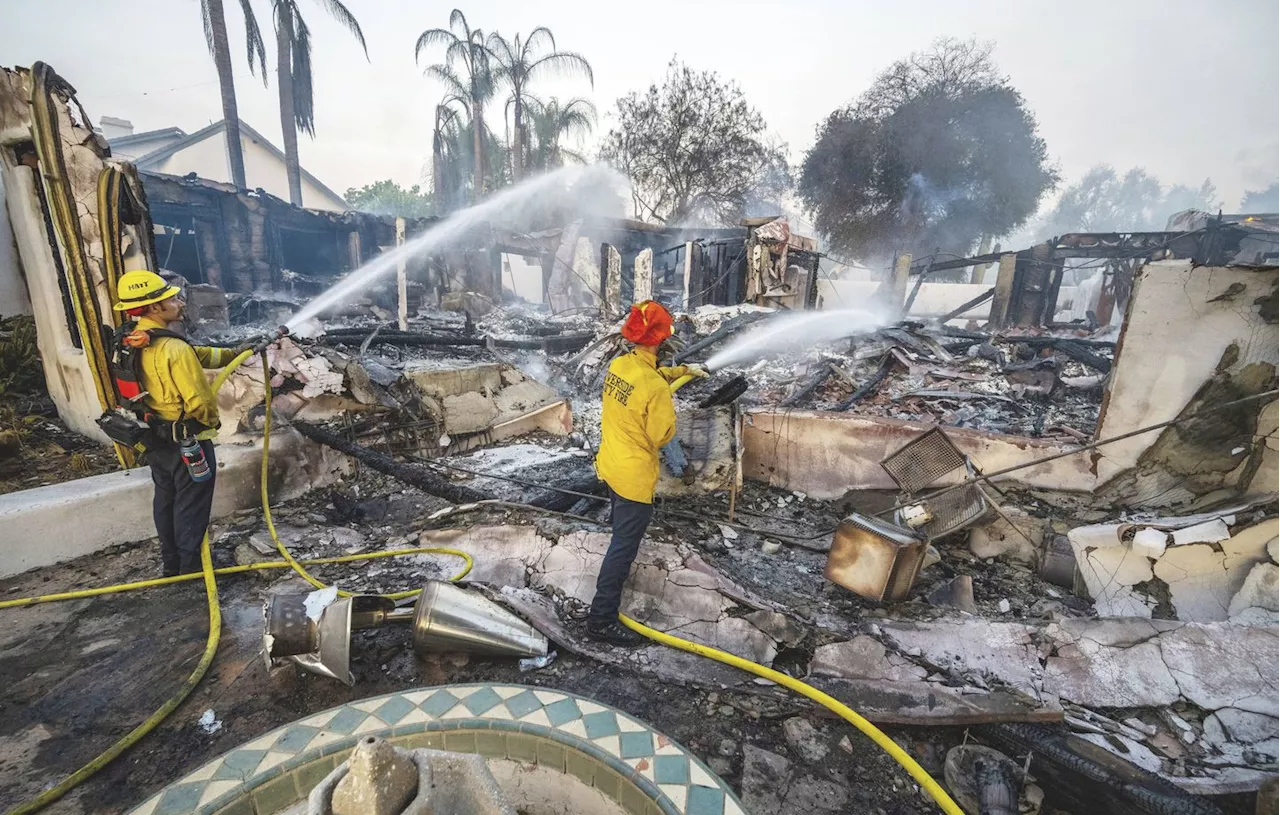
left=4, top=0, right=1277, bottom=212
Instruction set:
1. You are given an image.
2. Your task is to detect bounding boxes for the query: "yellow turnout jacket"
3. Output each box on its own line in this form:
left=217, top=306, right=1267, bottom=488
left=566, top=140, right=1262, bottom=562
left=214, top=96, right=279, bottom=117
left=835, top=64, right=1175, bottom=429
left=135, top=316, right=237, bottom=439
left=595, top=347, right=691, bottom=503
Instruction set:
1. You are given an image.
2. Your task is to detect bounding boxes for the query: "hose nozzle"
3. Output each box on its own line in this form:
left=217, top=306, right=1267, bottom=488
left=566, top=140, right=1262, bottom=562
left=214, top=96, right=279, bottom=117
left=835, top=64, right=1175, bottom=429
left=251, top=325, right=290, bottom=355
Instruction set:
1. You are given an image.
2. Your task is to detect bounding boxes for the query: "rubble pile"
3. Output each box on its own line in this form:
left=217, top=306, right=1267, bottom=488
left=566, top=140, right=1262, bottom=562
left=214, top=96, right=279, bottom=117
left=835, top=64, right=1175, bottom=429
left=661, top=308, right=1112, bottom=439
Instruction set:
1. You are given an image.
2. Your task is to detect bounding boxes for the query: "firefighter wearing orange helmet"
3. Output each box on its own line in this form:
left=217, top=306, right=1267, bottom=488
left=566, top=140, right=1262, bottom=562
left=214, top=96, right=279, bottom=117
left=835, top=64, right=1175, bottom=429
left=587, top=300, right=707, bottom=645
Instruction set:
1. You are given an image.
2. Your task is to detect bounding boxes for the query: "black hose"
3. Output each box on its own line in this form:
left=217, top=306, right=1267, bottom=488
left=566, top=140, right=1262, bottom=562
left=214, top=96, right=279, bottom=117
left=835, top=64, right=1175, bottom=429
left=974, top=723, right=1224, bottom=815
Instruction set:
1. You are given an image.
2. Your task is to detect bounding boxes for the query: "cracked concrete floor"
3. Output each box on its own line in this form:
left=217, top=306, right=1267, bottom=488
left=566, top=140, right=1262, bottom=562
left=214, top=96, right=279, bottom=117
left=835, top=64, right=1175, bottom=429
left=1, top=468, right=1269, bottom=815
left=0, top=484, right=947, bottom=815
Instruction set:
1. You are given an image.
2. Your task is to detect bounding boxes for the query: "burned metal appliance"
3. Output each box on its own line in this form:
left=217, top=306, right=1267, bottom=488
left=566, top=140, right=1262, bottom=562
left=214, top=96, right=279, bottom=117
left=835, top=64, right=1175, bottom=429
left=824, top=512, right=929, bottom=603
left=824, top=428, right=991, bottom=603
left=264, top=581, right=549, bottom=685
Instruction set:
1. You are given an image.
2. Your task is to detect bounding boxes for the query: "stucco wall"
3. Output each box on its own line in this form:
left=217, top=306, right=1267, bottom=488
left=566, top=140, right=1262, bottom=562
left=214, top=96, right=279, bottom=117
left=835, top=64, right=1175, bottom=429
left=0, top=431, right=348, bottom=578
left=742, top=410, right=1095, bottom=500
left=0, top=172, right=31, bottom=316
left=1, top=166, right=106, bottom=438
left=1094, top=260, right=1278, bottom=504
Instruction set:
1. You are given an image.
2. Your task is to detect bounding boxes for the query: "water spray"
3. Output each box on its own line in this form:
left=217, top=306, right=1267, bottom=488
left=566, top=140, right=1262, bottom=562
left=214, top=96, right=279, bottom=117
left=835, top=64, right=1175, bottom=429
left=703, top=308, right=890, bottom=371
left=284, top=164, right=627, bottom=332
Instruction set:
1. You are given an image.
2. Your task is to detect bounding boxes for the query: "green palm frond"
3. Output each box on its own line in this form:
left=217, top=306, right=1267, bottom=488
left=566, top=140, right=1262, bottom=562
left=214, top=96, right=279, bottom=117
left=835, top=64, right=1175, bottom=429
left=290, top=11, right=315, bottom=134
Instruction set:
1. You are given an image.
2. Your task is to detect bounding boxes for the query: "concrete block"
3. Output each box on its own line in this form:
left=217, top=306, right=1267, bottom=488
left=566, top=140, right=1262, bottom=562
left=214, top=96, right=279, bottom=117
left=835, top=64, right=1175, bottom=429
left=443, top=392, right=500, bottom=435
left=493, top=380, right=557, bottom=420
left=1154, top=519, right=1275, bottom=623
left=742, top=410, right=1093, bottom=499
left=632, top=248, right=653, bottom=303
left=0, top=430, right=347, bottom=578
left=656, top=406, right=740, bottom=497
left=809, top=636, right=928, bottom=682
left=405, top=362, right=503, bottom=400
left=1223, top=560, right=1280, bottom=616
left=1044, top=619, right=1183, bottom=708
left=881, top=620, right=1042, bottom=698
left=184, top=283, right=229, bottom=329
left=1070, top=531, right=1156, bottom=618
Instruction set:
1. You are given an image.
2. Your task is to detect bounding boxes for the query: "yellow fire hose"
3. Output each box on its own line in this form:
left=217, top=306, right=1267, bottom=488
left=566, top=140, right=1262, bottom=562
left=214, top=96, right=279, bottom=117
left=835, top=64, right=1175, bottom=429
left=5, top=354, right=963, bottom=815
left=2, top=352, right=470, bottom=815
left=620, top=614, right=964, bottom=813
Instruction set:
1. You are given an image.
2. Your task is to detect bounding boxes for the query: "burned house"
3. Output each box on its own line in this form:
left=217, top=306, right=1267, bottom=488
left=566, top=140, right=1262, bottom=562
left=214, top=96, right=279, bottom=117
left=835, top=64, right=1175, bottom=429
left=0, top=61, right=1278, bottom=815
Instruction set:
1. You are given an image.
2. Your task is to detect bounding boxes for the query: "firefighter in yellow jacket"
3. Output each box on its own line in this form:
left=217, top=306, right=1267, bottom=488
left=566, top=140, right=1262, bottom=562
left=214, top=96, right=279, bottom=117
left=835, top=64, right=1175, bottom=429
left=588, top=300, right=707, bottom=645
left=113, top=270, right=243, bottom=576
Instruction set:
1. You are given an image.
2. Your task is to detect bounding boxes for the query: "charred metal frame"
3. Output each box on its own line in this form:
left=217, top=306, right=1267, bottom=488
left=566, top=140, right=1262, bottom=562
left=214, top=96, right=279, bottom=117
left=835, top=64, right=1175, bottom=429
left=908, top=217, right=1280, bottom=329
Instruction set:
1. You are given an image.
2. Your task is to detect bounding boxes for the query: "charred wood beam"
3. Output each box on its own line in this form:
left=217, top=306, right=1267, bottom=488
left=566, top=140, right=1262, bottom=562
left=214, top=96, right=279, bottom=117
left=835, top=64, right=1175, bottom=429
left=316, top=328, right=593, bottom=353
left=523, top=472, right=605, bottom=512
left=934, top=327, right=1117, bottom=351
left=293, top=421, right=492, bottom=505
left=1051, top=340, right=1112, bottom=373
left=937, top=287, right=995, bottom=323
left=1013, top=335, right=1117, bottom=351
left=673, top=311, right=769, bottom=364
left=782, top=364, right=835, bottom=407
left=837, top=354, right=894, bottom=411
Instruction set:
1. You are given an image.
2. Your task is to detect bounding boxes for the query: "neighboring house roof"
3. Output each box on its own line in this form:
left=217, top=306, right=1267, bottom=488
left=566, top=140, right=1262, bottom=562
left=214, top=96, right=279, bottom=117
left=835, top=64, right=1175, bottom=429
left=107, top=126, right=187, bottom=151
left=121, top=119, right=347, bottom=209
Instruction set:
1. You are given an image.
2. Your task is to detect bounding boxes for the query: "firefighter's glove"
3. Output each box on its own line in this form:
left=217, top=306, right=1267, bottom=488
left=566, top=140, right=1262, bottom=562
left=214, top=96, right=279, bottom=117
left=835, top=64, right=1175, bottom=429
left=686, top=363, right=710, bottom=379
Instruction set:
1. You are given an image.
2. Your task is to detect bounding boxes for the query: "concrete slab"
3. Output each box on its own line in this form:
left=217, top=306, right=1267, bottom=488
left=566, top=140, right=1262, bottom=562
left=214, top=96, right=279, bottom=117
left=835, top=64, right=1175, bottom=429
left=404, top=362, right=503, bottom=400
left=879, top=620, right=1042, bottom=699
left=1228, top=563, right=1279, bottom=619
left=1044, top=618, right=1279, bottom=716
left=809, top=636, right=928, bottom=683
left=0, top=429, right=347, bottom=578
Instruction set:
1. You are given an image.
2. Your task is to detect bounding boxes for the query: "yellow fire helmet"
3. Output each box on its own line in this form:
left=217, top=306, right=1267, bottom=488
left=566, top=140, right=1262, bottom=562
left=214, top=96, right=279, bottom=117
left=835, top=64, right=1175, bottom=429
left=113, top=269, right=180, bottom=311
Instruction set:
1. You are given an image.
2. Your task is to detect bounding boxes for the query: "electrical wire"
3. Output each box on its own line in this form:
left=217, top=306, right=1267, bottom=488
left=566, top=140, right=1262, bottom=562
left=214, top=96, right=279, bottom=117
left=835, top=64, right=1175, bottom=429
left=874, top=388, right=1280, bottom=518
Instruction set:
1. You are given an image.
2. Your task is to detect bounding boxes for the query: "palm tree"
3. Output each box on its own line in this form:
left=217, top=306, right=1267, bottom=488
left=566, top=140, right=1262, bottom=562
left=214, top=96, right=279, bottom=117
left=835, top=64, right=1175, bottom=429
left=526, top=96, right=596, bottom=173
left=271, top=0, right=367, bottom=207
left=431, top=95, right=466, bottom=209
left=199, top=0, right=267, bottom=190
left=416, top=10, right=495, bottom=204
left=436, top=109, right=509, bottom=211
left=488, top=28, right=592, bottom=182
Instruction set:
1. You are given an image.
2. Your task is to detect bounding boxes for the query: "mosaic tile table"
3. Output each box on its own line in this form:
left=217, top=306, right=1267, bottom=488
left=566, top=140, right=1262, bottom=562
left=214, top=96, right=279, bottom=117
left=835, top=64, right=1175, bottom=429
left=128, top=683, right=746, bottom=815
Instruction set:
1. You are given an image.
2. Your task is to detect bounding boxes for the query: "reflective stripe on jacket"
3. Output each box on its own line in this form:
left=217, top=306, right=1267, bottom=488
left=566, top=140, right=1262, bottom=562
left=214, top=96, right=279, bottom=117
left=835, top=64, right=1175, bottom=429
left=135, top=316, right=236, bottom=439
left=595, top=347, right=691, bottom=504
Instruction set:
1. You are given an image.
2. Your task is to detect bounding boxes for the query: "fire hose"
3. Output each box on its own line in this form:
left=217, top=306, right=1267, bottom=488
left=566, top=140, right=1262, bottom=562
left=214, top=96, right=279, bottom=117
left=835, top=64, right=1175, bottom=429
left=3, top=348, right=965, bottom=815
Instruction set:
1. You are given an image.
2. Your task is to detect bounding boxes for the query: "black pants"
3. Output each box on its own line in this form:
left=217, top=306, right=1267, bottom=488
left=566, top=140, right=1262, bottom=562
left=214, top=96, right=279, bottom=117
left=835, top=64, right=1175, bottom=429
left=588, top=488, right=654, bottom=625
left=148, top=440, right=217, bottom=575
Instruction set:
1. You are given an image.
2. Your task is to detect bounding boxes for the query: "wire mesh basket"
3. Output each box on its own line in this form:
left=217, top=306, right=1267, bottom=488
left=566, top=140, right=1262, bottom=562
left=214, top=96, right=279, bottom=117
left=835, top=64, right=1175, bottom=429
left=881, top=428, right=990, bottom=539
left=880, top=428, right=968, bottom=494
left=914, top=483, right=990, bottom=539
